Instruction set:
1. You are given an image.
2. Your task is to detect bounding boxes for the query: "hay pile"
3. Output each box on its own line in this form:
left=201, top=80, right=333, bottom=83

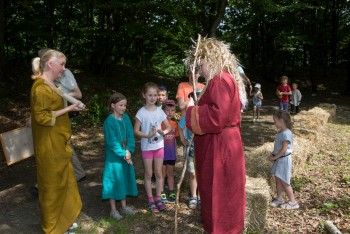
left=245, top=104, right=337, bottom=231
left=245, top=176, right=270, bottom=231
left=292, top=104, right=335, bottom=140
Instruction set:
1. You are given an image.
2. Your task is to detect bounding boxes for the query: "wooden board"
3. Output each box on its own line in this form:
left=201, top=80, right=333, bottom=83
left=0, top=127, right=34, bottom=165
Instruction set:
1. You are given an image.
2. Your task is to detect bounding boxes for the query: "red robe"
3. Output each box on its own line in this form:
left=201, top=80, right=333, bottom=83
left=186, top=72, right=246, bottom=234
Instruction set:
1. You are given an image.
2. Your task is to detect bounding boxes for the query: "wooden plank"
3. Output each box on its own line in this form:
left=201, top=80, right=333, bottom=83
left=0, top=127, right=34, bottom=165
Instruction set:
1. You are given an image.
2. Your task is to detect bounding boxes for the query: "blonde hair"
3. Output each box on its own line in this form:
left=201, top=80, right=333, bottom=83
left=31, top=49, right=66, bottom=79
left=184, top=38, right=247, bottom=107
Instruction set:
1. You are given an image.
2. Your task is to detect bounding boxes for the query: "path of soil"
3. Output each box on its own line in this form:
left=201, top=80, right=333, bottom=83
left=0, top=89, right=349, bottom=233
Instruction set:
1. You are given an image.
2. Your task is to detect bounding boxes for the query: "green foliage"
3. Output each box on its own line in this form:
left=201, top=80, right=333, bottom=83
left=321, top=202, right=339, bottom=214
left=342, top=174, right=350, bottom=185
left=75, top=213, right=153, bottom=233
left=291, top=176, right=312, bottom=192
left=74, top=94, right=109, bottom=127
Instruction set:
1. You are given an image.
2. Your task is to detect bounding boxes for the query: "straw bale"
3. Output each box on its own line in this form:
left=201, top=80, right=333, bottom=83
left=293, top=107, right=330, bottom=129
left=318, top=103, right=337, bottom=121
left=245, top=142, right=274, bottom=179
left=245, top=176, right=270, bottom=231
left=244, top=104, right=335, bottom=231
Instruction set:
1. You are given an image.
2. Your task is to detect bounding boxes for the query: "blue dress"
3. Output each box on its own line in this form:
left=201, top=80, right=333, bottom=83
left=102, top=114, right=138, bottom=200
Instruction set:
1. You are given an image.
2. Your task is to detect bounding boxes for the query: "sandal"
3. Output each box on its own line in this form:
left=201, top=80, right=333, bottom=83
left=197, top=197, right=201, bottom=208
left=148, top=202, right=159, bottom=213
left=188, top=197, right=198, bottom=209
left=155, top=199, right=166, bottom=211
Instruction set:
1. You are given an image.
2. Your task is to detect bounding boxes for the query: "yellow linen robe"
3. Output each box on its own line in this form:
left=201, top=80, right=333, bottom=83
left=30, top=78, right=82, bottom=234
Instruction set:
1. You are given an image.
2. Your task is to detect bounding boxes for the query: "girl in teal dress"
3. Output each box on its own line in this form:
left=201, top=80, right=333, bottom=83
left=102, top=92, right=138, bottom=220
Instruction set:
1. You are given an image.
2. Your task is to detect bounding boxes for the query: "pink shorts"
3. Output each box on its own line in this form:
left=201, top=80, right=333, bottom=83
left=142, top=148, right=164, bottom=159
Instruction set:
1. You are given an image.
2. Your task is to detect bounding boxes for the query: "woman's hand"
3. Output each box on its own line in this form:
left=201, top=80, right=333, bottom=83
left=69, top=102, right=83, bottom=112
left=157, top=129, right=165, bottom=136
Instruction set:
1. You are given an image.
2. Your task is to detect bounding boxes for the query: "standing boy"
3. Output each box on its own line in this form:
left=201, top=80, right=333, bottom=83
left=276, top=76, right=292, bottom=111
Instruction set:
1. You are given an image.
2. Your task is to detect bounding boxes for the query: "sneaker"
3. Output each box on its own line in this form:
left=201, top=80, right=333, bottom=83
left=64, top=222, right=78, bottom=234
left=161, top=192, right=168, bottom=203
left=110, top=210, right=123, bottom=220
left=253, top=118, right=256, bottom=123
left=168, top=192, right=176, bottom=203
left=120, top=206, right=136, bottom=216
left=155, top=199, right=166, bottom=211
left=281, top=201, right=299, bottom=210
left=148, top=201, right=159, bottom=213
left=256, top=118, right=260, bottom=122
left=188, top=197, right=198, bottom=209
left=270, top=198, right=284, bottom=207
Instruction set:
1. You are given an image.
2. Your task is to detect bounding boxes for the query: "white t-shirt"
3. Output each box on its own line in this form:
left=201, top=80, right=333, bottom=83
left=135, top=107, right=167, bottom=151
left=55, top=69, right=77, bottom=93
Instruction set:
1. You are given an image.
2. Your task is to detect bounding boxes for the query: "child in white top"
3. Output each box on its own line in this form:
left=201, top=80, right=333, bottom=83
left=134, top=82, right=171, bottom=213
left=290, top=83, right=302, bottom=114
left=250, top=83, right=263, bottom=122
left=267, top=110, right=299, bottom=209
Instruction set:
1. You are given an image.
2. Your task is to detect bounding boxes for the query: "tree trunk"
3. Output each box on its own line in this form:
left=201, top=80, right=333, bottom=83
left=330, top=0, right=339, bottom=67
left=45, top=0, right=54, bottom=48
left=344, top=41, right=350, bottom=96
left=208, top=0, right=228, bottom=37
left=0, top=0, right=5, bottom=82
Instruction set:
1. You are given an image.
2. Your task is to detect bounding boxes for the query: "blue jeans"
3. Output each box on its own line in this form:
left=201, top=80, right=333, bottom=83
left=279, top=102, right=288, bottom=111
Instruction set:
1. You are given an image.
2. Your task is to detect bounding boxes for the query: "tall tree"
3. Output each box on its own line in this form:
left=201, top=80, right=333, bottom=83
left=208, top=0, right=228, bottom=37
left=0, top=0, right=5, bottom=82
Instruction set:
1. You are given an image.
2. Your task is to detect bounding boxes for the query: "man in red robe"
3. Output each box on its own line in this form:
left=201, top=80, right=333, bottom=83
left=185, top=38, right=247, bottom=234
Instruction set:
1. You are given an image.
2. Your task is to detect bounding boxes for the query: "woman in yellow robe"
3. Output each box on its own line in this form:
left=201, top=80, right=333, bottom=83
left=30, top=49, right=82, bottom=234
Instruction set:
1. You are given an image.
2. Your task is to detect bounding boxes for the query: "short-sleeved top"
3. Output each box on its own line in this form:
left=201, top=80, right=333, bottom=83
left=277, top=84, right=291, bottom=103
left=55, top=69, right=77, bottom=93
left=176, top=82, right=205, bottom=116
left=252, top=92, right=263, bottom=105
left=161, top=119, right=179, bottom=161
left=135, top=107, right=167, bottom=151
left=273, top=129, right=293, bottom=156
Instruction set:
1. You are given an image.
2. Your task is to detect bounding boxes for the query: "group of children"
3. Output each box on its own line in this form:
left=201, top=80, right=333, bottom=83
left=250, top=75, right=302, bottom=122
left=248, top=75, right=300, bottom=209
left=101, top=78, right=203, bottom=219
left=101, top=73, right=302, bottom=220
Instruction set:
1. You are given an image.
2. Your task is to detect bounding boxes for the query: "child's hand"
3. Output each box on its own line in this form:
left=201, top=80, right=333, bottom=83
left=181, top=138, right=189, bottom=146
left=125, top=150, right=131, bottom=160
left=267, top=154, right=275, bottom=161
left=148, top=127, right=157, bottom=138
left=125, top=158, right=133, bottom=165
left=157, top=129, right=165, bottom=136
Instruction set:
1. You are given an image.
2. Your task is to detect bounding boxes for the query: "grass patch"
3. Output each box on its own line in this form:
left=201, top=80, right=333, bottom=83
left=292, top=176, right=313, bottom=192
left=77, top=213, right=153, bottom=233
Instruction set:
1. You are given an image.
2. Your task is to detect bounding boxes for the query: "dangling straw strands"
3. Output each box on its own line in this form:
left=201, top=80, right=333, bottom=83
left=184, top=37, right=248, bottom=108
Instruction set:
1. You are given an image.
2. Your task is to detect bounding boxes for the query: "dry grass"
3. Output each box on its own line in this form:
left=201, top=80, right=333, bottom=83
left=245, top=104, right=338, bottom=231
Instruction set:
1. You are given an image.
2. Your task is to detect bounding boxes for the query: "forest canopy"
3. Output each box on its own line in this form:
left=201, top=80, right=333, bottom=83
left=1, top=0, right=350, bottom=92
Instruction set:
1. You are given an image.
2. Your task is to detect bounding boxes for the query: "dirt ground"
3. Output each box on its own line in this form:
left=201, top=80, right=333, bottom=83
left=0, top=74, right=349, bottom=233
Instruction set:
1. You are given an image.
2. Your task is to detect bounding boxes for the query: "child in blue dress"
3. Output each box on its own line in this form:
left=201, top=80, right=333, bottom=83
left=267, top=110, right=299, bottom=209
left=102, top=92, right=138, bottom=220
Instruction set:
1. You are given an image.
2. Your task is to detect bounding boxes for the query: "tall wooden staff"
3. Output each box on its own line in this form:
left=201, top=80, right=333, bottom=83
left=174, top=34, right=201, bottom=234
